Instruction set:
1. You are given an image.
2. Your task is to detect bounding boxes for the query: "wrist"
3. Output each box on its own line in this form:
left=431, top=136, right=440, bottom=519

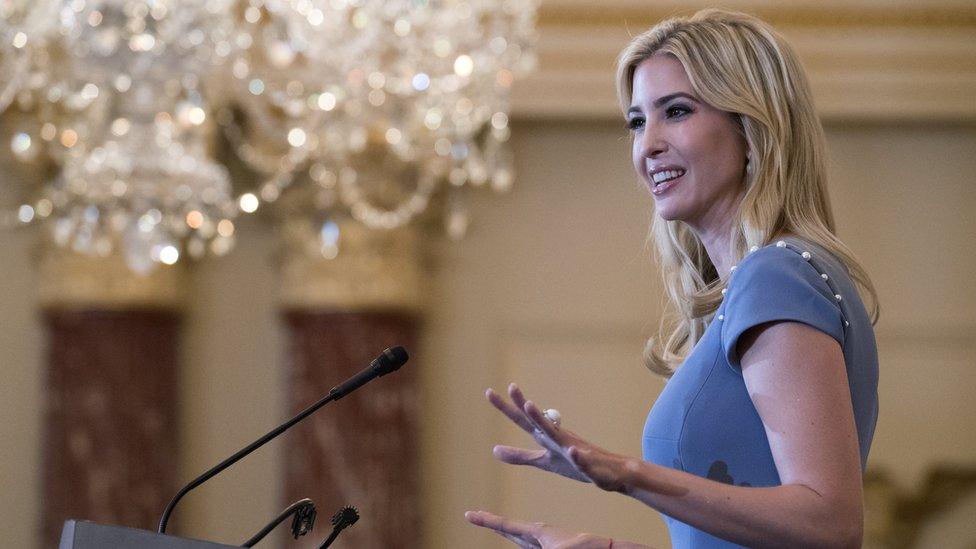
left=615, top=457, right=641, bottom=496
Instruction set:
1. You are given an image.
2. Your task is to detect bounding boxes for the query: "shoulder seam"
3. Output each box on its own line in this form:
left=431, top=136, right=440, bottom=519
left=728, top=239, right=850, bottom=338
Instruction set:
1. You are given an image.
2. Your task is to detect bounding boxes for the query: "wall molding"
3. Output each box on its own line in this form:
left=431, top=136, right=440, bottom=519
left=512, top=1, right=976, bottom=122
left=537, top=4, right=976, bottom=30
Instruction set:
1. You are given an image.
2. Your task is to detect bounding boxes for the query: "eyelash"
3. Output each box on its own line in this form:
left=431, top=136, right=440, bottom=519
left=626, top=104, right=693, bottom=131
left=666, top=104, right=692, bottom=118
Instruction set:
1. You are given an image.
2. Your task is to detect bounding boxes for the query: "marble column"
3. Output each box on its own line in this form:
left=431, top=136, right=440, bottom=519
left=279, top=220, right=426, bottom=549
left=38, top=248, right=184, bottom=548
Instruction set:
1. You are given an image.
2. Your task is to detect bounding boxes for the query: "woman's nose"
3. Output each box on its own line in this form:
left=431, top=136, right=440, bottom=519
left=639, top=126, right=669, bottom=158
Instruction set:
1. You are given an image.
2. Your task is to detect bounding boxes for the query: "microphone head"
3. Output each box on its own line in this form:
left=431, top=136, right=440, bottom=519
left=332, top=506, right=359, bottom=529
left=375, top=346, right=409, bottom=375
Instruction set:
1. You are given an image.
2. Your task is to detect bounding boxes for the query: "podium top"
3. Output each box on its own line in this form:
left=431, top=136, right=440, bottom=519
left=60, top=520, right=241, bottom=549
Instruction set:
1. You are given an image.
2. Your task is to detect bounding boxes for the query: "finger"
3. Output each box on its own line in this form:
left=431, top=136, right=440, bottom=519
left=508, top=383, right=530, bottom=411
left=568, top=446, right=614, bottom=489
left=500, top=532, right=537, bottom=549
left=464, top=511, right=536, bottom=537
left=510, top=386, right=561, bottom=439
left=523, top=400, right=564, bottom=442
left=508, top=385, right=571, bottom=450
left=493, top=445, right=547, bottom=465
left=466, top=512, right=538, bottom=548
left=487, top=388, right=537, bottom=434
left=567, top=446, right=589, bottom=471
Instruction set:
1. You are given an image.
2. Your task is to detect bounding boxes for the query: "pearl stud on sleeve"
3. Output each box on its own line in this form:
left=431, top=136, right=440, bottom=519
left=835, top=294, right=843, bottom=301
left=776, top=240, right=786, bottom=247
left=801, top=251, right=811, bottom=260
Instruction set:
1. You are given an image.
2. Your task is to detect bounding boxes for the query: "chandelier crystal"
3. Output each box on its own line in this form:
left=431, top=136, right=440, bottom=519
left=0, top=0, right=537, bottom=272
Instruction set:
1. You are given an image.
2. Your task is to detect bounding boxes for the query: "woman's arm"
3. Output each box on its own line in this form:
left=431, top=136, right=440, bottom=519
left=572, top=321, right=863, bottom=548
left=477, top=320, right=862, bottom=548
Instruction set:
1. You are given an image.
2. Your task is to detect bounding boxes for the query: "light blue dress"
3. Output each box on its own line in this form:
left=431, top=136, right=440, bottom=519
left=642, top=237, right=879, bottom=548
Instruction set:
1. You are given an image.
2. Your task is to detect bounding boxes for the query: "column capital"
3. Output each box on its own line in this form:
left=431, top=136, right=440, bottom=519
left=278, top=218, right=428, bottom=313
left=36, top=244, right=186, bottom=310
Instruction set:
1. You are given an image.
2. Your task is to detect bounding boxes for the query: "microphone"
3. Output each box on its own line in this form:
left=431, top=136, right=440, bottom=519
left=157, top=346, right=409, bottom=534
left=318, top=506, right=359, bottom=548
left=241, top=498, right=317, bottom=547
left=328, top=345, right=408, bottom=400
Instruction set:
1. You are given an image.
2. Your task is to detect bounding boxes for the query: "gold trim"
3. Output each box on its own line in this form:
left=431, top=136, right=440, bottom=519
left=277, top=219, right=428, bottom=312
left=538, top=5, right=976, bottom=30
left=36, top=245, right=186, bottom=310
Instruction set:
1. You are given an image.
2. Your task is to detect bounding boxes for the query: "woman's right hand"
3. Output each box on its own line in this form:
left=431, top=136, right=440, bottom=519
left=485, top=384, right=591, bottom=484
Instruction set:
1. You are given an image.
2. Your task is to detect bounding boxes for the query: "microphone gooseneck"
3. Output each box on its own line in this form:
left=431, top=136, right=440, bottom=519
left=157, top=346, right=409, bottom=534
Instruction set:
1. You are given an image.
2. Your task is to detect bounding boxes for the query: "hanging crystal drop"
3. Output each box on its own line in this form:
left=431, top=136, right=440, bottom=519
left=485, top=131, right=515, bottom=193
left=123, top=220, right=164, bottom=275
left=319, top=219, right=340, bottom=259
left=445, top=191, right=469, bottom=240
left=465, top=148, right=489, bottom=186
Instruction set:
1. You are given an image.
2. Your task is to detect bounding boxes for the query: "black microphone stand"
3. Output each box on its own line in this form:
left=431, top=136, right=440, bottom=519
left=158, top=388, right=341, bottom=534
left=157, top=346, right=408, bottom=534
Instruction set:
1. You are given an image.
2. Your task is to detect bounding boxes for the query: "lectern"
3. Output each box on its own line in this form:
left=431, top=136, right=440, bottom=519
left=59, top=520, right=240, bottom=549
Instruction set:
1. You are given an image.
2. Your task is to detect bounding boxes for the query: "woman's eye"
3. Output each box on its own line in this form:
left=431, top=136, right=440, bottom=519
left=665, top=105, right=691, bottom=118
left=626, top=117, right=645, bottom=131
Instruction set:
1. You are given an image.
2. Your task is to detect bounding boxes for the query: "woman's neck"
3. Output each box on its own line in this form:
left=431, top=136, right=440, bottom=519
left=692, top=221, right=737, bottom=280
left=700, top=234, right=733, bottom=280
left=694, top=220, right=798, bottom=280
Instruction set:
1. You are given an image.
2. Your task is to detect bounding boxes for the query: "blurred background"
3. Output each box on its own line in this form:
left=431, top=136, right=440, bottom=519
left=1, top=0, right=974, bottom=548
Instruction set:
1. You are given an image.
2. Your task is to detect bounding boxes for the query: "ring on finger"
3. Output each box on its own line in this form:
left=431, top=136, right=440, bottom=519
left=543, top=408, right=562, bottom=428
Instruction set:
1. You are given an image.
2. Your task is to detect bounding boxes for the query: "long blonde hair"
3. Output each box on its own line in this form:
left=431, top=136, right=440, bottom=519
left=616, top=9, right=879, bottom=376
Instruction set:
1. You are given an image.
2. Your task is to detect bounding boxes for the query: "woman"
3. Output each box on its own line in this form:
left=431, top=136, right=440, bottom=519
left=465, top=9, right=880, bottom=549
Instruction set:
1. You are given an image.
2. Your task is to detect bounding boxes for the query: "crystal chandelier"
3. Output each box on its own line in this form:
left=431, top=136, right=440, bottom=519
left=0, top=0, right=537, bottom=273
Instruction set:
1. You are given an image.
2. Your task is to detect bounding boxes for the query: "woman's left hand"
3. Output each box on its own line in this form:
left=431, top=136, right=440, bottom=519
left=486, top=383, right=637, bottom=493
left=465, top=510, right=611, bottom=549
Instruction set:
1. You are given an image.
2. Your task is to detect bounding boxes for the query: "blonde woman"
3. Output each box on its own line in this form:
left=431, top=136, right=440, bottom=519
left=466, top=9, right=879, bottom=549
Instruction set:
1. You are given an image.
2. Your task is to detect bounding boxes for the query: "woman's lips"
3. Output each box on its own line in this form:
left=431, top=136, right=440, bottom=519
left=651, top=172, right=683, bottom=196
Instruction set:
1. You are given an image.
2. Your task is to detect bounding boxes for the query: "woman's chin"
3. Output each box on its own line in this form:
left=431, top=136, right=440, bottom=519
left=654, top=206, right=685, bottom=222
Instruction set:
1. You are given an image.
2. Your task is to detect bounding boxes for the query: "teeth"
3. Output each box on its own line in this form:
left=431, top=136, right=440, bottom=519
left=651, top=169, right=685, bottom=185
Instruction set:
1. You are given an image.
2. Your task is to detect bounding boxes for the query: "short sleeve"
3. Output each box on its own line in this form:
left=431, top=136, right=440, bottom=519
left=721, top=245, right=845, bottom=371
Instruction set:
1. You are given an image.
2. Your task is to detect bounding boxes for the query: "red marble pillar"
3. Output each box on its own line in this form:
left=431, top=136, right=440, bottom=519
left=282, top=311, right=420, bottom=548
left=37, top=250, right=184, bottom=548
left=279, top=221, right=426, bottom=548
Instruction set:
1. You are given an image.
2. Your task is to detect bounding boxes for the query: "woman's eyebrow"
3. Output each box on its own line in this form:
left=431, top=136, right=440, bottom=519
left=653, top=92, right=699, bottom=108
left=628, top=92, right=700, bottom=115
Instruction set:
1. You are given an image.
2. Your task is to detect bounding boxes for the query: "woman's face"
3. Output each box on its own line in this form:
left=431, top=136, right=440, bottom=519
left=628, top=54, right=748, bottom=233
